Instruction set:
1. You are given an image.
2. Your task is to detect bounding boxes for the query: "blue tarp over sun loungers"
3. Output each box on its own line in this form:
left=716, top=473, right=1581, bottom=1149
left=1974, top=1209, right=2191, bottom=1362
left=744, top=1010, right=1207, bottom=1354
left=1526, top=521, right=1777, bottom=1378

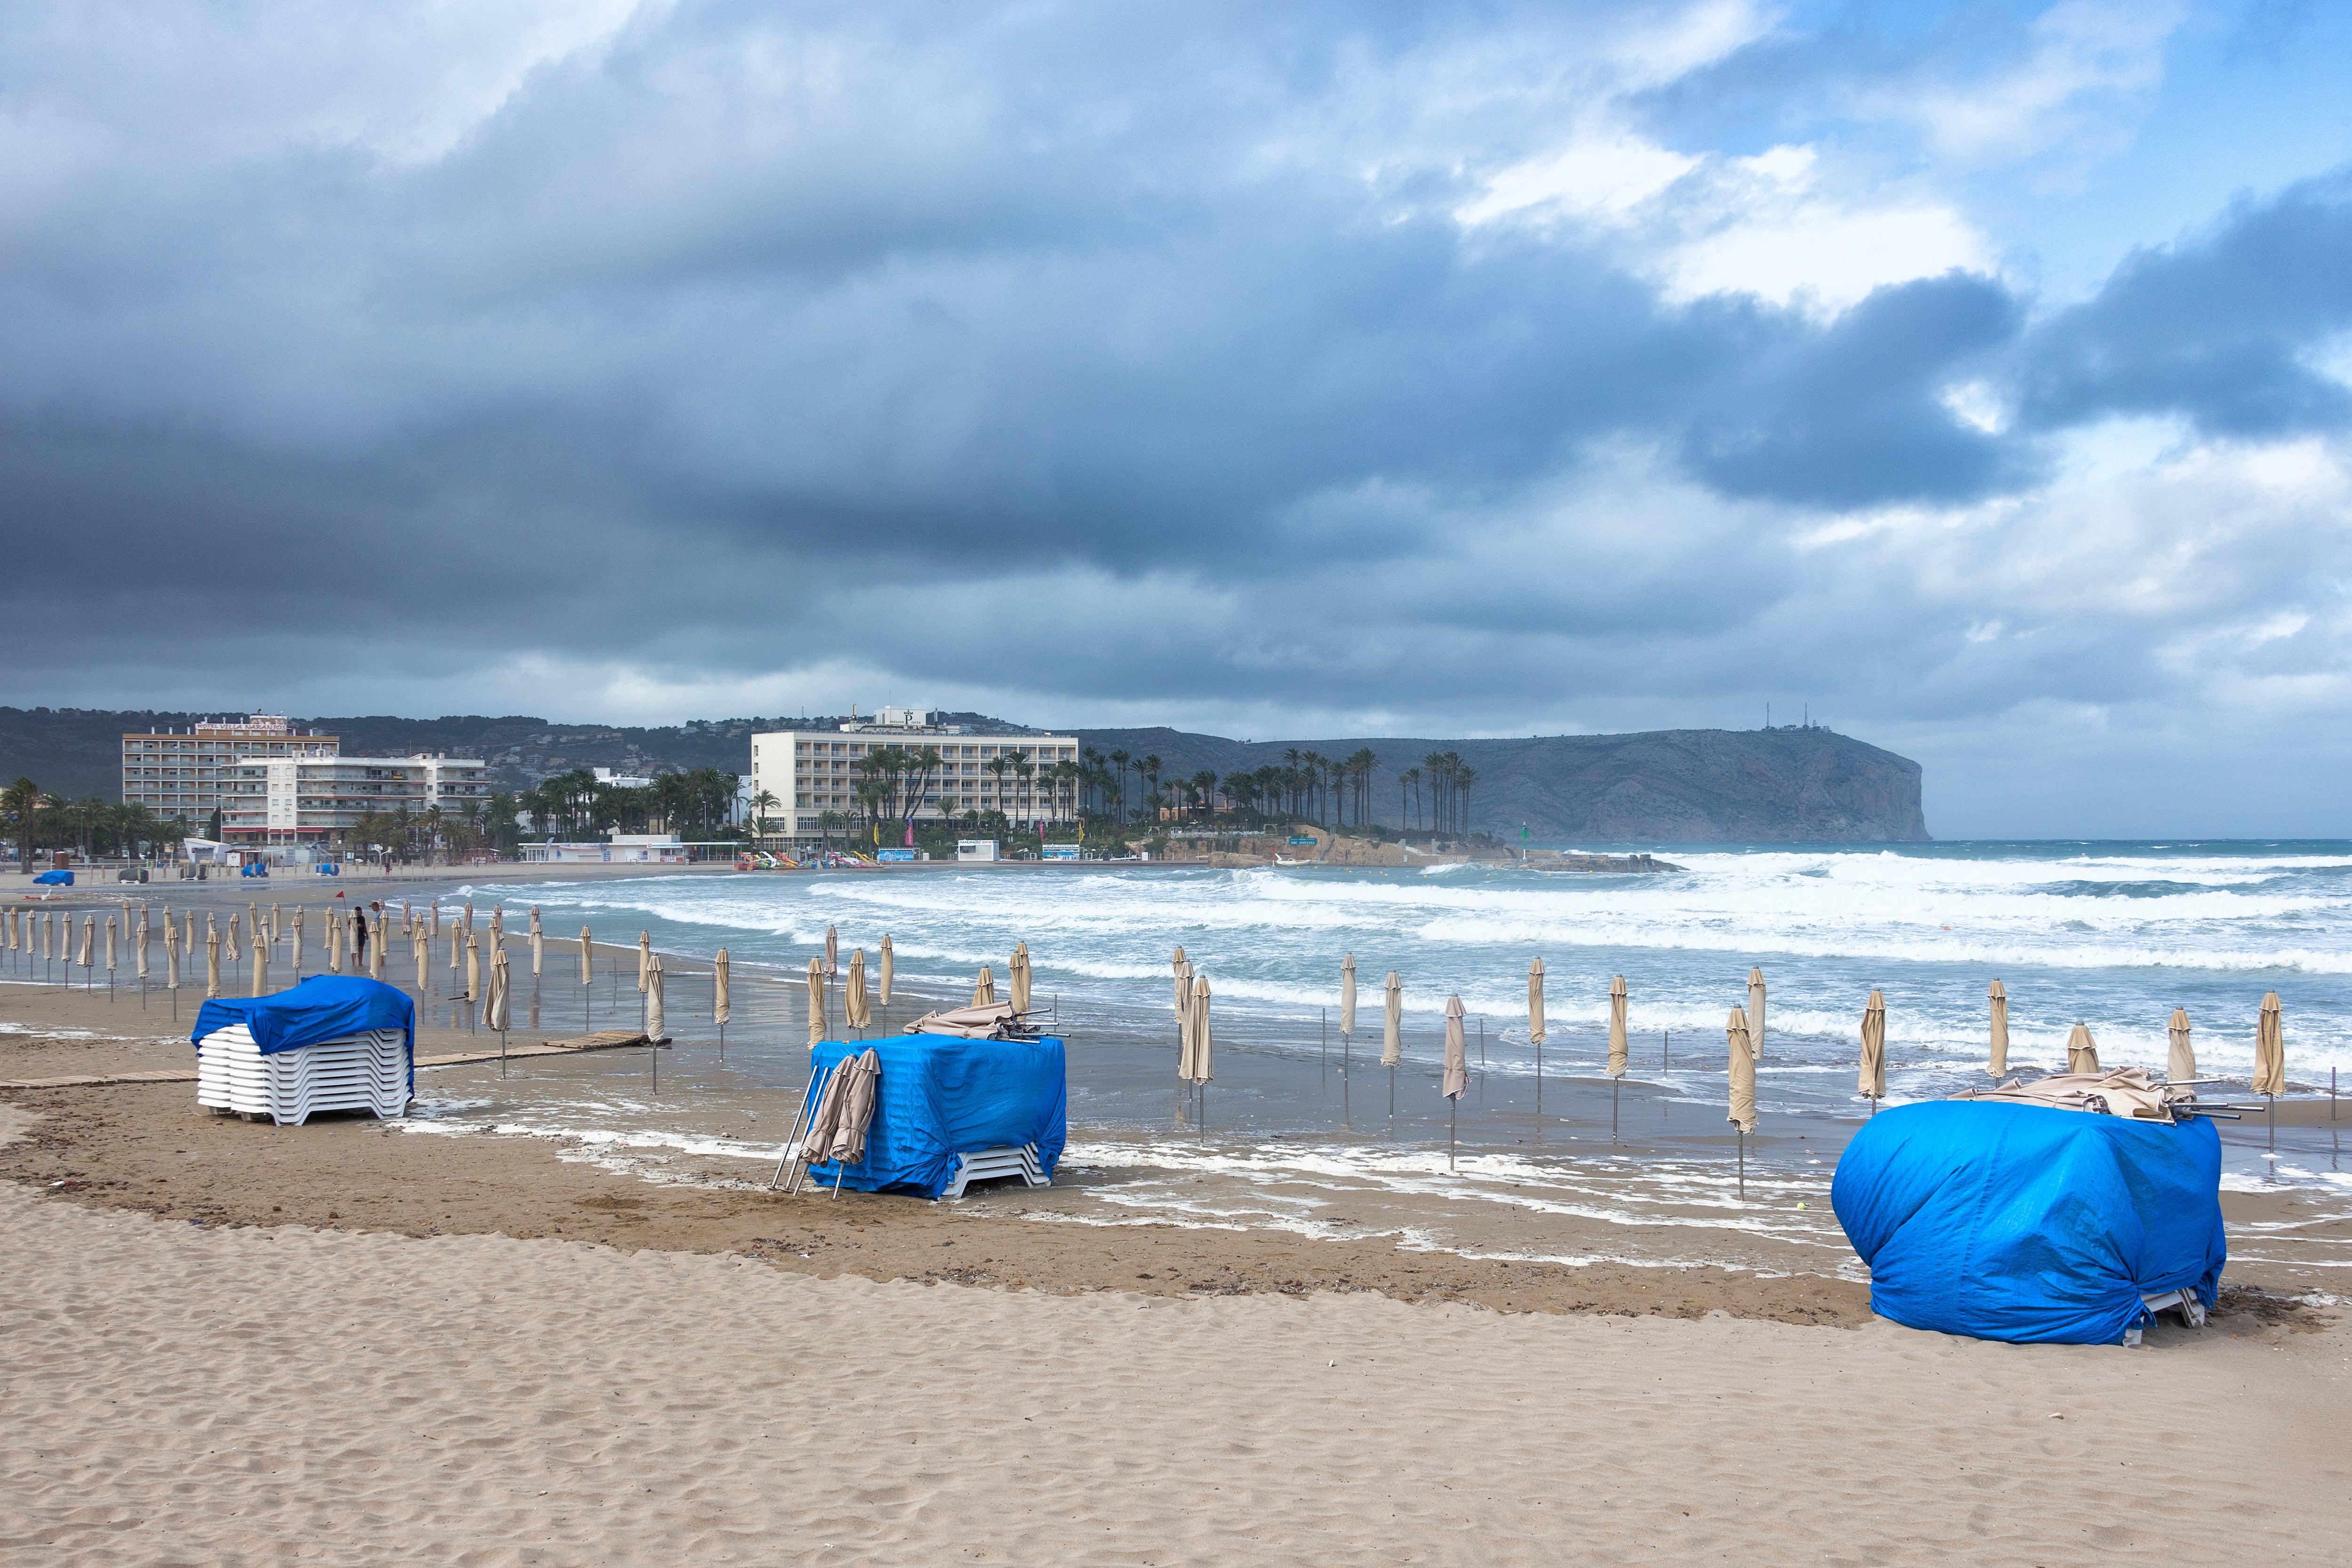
left=801, top=1032, right=1067, bottom=1198
left=1831, top=1100, right=2225, bottom=1345
left=192, top=976, right=418, bottom=1091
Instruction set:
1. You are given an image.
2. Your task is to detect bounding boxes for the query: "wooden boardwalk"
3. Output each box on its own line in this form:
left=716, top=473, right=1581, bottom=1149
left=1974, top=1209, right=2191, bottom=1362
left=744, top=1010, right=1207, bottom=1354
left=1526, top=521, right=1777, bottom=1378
left=0, top=1029, right=653, bottom=1090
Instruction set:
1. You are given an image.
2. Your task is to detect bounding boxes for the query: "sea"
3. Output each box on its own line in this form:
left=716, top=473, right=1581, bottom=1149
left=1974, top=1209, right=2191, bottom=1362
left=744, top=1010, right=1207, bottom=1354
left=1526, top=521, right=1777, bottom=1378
left=406, top=841, right=2352, bottom=1281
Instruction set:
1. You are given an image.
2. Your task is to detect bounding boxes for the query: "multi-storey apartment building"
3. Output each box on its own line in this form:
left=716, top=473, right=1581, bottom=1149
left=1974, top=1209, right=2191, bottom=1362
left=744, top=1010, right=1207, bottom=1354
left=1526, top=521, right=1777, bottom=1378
left=748, top=708, right=1080, bottom=844
left=219, top=755, right=491, bottom=845
left=120, top=715, right=338, bottom=822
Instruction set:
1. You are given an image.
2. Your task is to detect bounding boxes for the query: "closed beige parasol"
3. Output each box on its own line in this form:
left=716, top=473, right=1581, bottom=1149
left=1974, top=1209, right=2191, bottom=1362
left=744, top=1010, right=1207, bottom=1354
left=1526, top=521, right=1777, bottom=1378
left=2168, top=1007, right=2195, bottom=1084
left=1010, top=942, right=1032, bottom=1015
left=2253, top=993, right=2285, bottom=1098
left=1988, top=979, right=2009, bottom=1077
left=807, top=957, right=826, bottom=1045
left=1608, top=975, right=1629, bottom=1078
left=1727, top=1005, right=1756, bottom=1133
left=1340, top=953, right=1357, bottom=1040
left=1859, top=989, right=1888, bottom=1103
left=1442, top=994, right=1468, bottom=1169
left=1180, top=971, right=1214, bottom=1085
left=1382, top=972, right=1403, bottom=1067
left=847, top=948, right=870, bottom=1031
left=1747, top=967, right=1766, bottom=1060
left=2066, top=1022, right=2100, bottom=1075
left=879, top=935, right=894, bottom=1008
left=971, top=965, right=996, bottom=1007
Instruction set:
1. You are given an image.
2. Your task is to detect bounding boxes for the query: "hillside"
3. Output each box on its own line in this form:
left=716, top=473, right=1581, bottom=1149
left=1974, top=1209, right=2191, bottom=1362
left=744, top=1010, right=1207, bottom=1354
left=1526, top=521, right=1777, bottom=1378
left=1073, top=725, right=1929, bottom=843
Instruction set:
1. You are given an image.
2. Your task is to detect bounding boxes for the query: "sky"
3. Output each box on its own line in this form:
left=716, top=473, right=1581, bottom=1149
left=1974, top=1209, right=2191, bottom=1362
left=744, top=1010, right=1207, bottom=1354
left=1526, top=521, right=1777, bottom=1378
left=3, top=0, right=2350, bottom=837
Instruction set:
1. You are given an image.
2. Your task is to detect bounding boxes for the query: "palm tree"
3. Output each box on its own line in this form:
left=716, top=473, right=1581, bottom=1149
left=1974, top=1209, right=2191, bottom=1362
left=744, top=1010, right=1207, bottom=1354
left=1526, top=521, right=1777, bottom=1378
left=1454, top=765, right=1476, bottom=837
left=1012, top=754, right=1036, bottom=828
left=3, top=777, right=40, bottom=868
left=1140, top=755, right=1163, bottom=822
left=750, top=788, right=779, bottom=844
left=1108, top=750, right=1132, bottom=819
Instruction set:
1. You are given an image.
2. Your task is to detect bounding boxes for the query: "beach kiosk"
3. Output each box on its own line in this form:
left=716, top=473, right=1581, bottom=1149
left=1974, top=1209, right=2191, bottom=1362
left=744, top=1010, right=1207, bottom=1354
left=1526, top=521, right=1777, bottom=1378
left=193, top=976, right=415, bottom=1127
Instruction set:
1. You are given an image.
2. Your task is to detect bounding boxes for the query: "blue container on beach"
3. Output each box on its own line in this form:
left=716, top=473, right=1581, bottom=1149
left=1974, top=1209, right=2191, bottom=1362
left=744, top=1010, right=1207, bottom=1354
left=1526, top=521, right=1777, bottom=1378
left=1831, top=1099, right=2225, bottom=1345
left=800, top=1033, right=1067, bottom=1199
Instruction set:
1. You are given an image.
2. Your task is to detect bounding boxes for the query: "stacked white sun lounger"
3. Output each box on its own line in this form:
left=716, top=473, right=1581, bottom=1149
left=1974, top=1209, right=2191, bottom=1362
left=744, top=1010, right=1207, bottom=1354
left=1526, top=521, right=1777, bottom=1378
left=943, top=1143, right=1051, bottom=1199
left=196, top=1023, right=410, bottom=1126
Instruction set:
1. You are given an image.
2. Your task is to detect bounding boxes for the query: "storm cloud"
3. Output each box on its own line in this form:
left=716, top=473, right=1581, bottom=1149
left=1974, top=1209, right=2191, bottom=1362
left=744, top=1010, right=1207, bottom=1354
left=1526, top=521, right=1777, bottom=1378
left=2, top=0, right=2349, bottom=834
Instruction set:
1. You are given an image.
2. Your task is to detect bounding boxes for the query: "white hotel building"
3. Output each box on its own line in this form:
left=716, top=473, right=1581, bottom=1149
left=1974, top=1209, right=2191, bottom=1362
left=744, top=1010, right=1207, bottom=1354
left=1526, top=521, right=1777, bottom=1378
left=750, top=708, right=1080, bottom=844
left=221, top=755, right=492, bottom=846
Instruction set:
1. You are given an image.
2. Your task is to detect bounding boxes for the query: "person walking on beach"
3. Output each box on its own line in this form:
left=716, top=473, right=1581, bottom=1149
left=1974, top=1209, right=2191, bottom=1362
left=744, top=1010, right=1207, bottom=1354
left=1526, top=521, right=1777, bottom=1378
left=352, top=902, right=371, bottom=970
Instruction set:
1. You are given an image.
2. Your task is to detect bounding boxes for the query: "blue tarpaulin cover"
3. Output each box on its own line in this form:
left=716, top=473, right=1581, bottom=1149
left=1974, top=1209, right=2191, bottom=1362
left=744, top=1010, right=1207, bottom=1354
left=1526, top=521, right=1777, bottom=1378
left=801, top=1033, right=1067, bottom=1198
left=32, top=869, right=72, bottom=885
left=192, top=977, right=417, bottom=1090
left=1831, top=1100, right=2225, bottom=1345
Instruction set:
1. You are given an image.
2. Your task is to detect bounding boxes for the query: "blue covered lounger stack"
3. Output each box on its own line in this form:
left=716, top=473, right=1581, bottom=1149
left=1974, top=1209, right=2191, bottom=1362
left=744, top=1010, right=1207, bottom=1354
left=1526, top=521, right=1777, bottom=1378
left=1831, top=1100, right=2225, bottom=1344
left=801, top=1032, right=1067, bottom=1198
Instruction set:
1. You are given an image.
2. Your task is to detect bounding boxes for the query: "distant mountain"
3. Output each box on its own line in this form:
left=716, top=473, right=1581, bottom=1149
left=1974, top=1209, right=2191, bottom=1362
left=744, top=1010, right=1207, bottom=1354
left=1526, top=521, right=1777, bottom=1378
left=1073, top=725, right=1929, bottom=843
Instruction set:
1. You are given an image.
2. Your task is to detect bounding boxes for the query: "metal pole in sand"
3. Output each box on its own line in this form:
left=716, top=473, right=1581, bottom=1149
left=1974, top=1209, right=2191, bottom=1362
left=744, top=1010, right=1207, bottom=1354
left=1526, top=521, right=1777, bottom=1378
left=1449, top=1097, right=1457, bottom=1172
left=500, top=1028, right=508, bottom=1079
left=1737, top=1129, right=1745, bottom=1200
left=1321, top=1006, right=1327, bottom=1088
left=1342, top=1033, right=1351, bottom=1128
left=2269, top=1093, right=2276, bottom=1152
left=1663, top=1029, right=1670, bottom=1072
left=651, top=1029, right=659, bottom=1094
left=1612, top=1075, right=1620, bottom=1142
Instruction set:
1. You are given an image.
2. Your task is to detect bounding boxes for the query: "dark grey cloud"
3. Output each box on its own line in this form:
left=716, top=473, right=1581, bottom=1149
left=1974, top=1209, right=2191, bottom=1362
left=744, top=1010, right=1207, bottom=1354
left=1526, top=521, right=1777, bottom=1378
left=2013, top=168, right=2352, bottom=438
left=1, top=1, right=2349, bottom=834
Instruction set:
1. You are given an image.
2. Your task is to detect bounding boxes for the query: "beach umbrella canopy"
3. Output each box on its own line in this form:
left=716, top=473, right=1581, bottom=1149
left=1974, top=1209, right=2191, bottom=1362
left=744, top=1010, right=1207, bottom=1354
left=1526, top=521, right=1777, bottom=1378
left=846, top=948, right=869, bottom=1029
left=251, top=931, right=266, bottom=996
left=1608, top=975, right=1629, bottom=1077
left=715, top=948, right=733, bottom=1028
left=826, top=924, right=839, bottom=977
left=1009, top=942, right=1032, bottom=1014
left=579, top=927, right=593, bottom=987
left=464, top=900, right=475, bottom=932
left=878, top=935, right=894, bottom=1006
left=637, top=932, right=652, bottom=993
left=2168, top=1007, right=2195, bottom=1084
left=1382, top=972, right=1403, bottom=1066
left=1181, top=972, right=1214, bottom=1084
left=1340, top=953, right=1357, bottom=1038
left=225, top=912, right=240, bottom=964
left=105, top=916, right=117, bottom=974
left=807, top=957, right=826, bottom=1045
left=429, top=901, right=439, bottom=938
left=1747, top=967, right=1766, bottom=1059
left=448, top=920, right=461, bottom=973
left=414, top=925, right=429, bottom=991
left=491, top=905, right=504, bottom=943
left=205, top=928, right=222, bottom=998
left=1172, top=947, right=1191, bottom=1019
left=466, top=933, right=481, bottom=1002
left=324, top=911, right=340, bottom=974
left=291, top=908, right=305, bottom=972
left=165, top=915, right=180, bottom=990
left=487, top=947, right=512, bottom=1032
left=136, top=907, right=150, bottom=979
left=369, top=913, right=386, bottom=980
left=5, top=907, right=14, bottom=950
left=1442, top=995, right=1468, bottom=1099
left=1859, top=989, right=1888, bottom=1099
left=971, top=965, right=997, bottom=1006
left=1528, top=958, right=1546, bottom=1048
left=2065, top=1022, right=2100, bottom=1075
left=1988, top=979, right=2010, bottom=1077
left=1727, top=1006, right=1757, bottom=1131
left=77, top=914, right=92, bottom=972
left=529, top=907, right=543, bottom=977
left=643, top=952, right=662, bottom=1041
left=2253, top=993, right=2286, bottom=1097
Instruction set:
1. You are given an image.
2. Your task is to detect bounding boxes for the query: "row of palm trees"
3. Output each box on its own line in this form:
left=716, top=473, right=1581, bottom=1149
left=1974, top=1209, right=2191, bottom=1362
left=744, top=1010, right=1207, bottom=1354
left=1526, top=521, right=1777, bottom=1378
left=1400, top=751, right=1477, bottom=836
left=519, top=767, right=741, bottom=842
left=4, top=778, right=184, bottom=861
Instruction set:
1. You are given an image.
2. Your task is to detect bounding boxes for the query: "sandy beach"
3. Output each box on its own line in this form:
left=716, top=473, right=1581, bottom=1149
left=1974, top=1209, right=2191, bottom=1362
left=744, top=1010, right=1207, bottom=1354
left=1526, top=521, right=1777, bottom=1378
left=5, top=961, right=2352, bottom=1563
